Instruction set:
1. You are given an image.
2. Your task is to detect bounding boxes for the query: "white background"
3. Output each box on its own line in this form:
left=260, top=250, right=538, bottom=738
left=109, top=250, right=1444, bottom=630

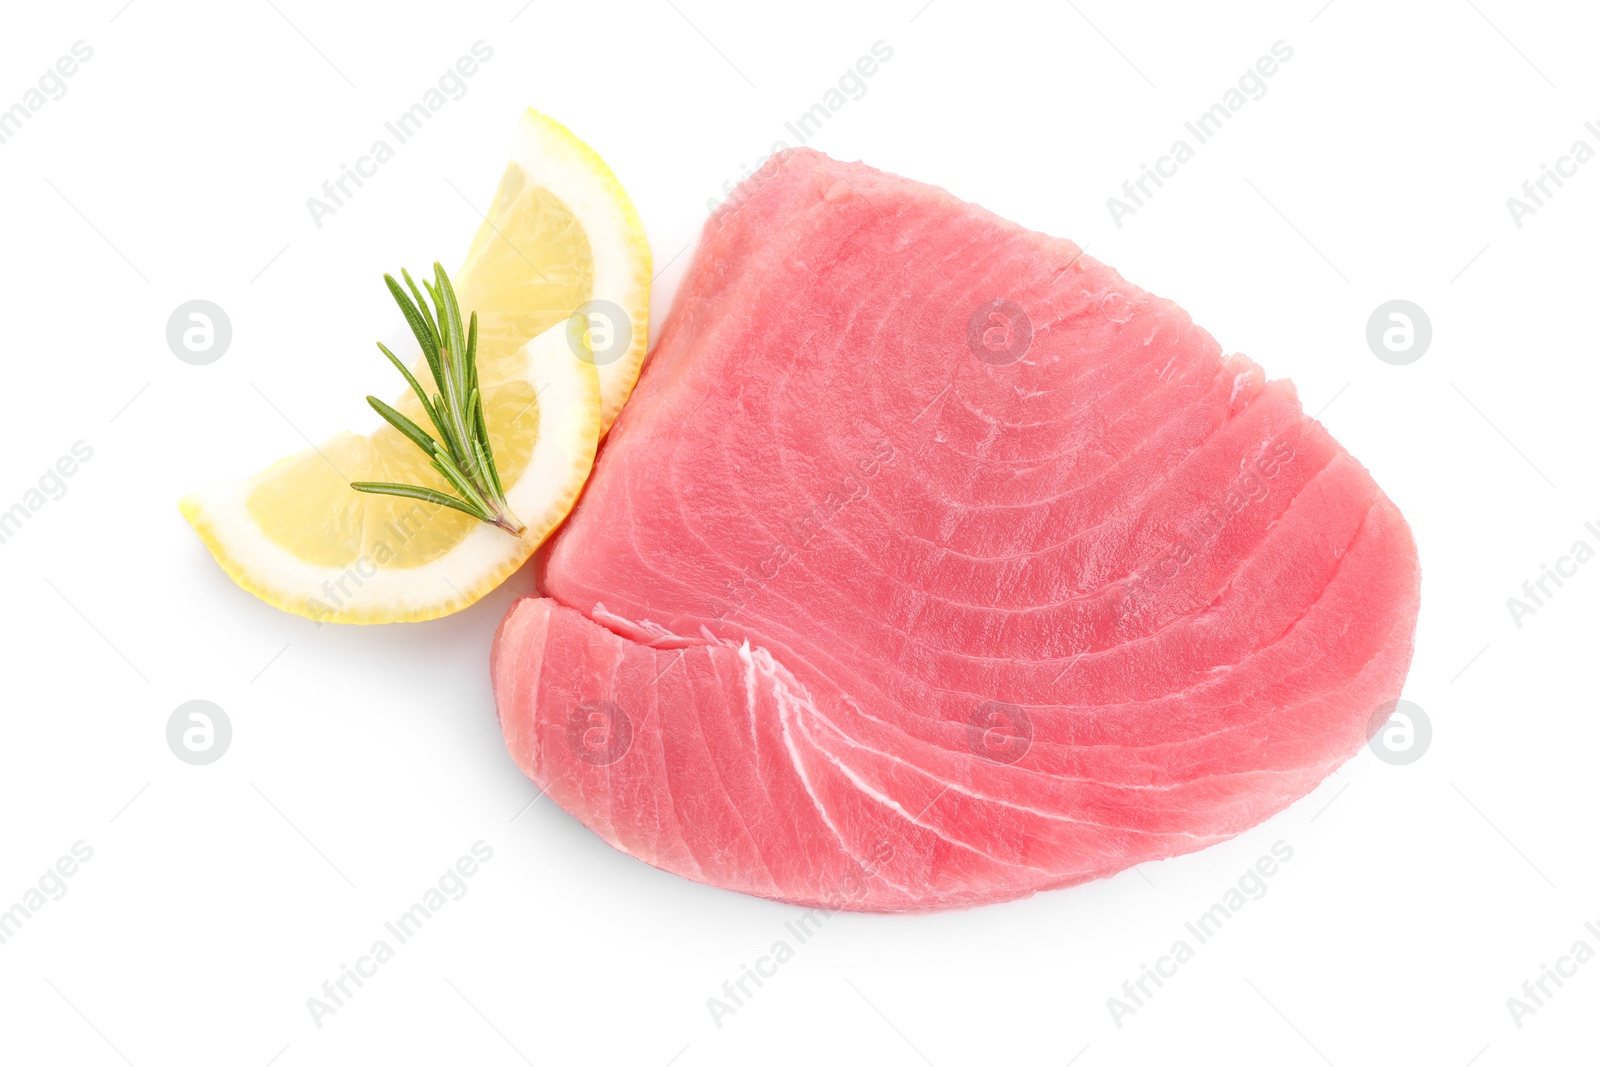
left=0, top=1, right=1595, bottom=1064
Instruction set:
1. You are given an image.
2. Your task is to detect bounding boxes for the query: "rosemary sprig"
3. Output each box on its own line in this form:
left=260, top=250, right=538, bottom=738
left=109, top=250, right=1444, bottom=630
left=350, top=262, right=526, bottom=537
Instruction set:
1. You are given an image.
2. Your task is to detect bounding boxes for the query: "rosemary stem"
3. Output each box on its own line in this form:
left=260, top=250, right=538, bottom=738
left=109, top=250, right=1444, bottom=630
left=491, top=513, right=527, bottom=537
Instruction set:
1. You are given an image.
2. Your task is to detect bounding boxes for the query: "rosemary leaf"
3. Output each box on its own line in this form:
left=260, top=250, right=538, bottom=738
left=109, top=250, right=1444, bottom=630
left=471, top=402, right=501, bottom=497
left=401, top=270, right=434, bottom=336
left=366, top=396, right=439, bottom=457
left=471, top=387, right=506, bottom=501
left=384, top=274, right=443, bottom=393
left=467, top=385, right=503, bottom=502
left=435, top=263, right=469, bottom=394
left=350, top=481, right=488, bottom=520
left=400, top=267, right=443, bottom=383
left=422, top=278, right=448, bottom=374
left=376, top=342, right=439, bottom=430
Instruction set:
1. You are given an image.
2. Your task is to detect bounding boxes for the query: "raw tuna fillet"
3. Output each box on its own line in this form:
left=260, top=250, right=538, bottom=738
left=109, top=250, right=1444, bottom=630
left=492, top=149, right=1421, bottom=912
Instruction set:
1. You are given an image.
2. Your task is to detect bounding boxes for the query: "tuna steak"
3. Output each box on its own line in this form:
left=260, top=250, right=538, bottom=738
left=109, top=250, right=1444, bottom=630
left=491, top=149, right=1421, bottom=911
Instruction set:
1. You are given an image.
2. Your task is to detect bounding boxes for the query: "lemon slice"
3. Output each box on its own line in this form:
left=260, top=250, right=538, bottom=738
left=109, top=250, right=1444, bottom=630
left=181, top=110, right=647, bottom=624
left=471, top=109, right=652, bottom=431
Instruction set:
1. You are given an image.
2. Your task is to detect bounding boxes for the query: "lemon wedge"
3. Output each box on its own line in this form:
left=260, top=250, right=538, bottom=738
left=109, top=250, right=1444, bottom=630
left=181, top=110, right=650, bottom=624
